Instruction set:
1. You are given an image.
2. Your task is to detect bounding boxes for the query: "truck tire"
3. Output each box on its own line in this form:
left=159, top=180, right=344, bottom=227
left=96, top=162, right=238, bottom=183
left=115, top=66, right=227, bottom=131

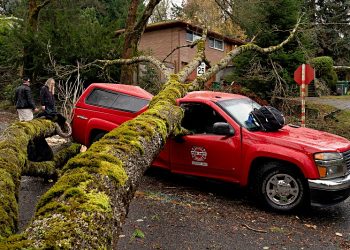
left=254, top=162, right=308, bottom=212
left=90, top=131, right=107, bottom=145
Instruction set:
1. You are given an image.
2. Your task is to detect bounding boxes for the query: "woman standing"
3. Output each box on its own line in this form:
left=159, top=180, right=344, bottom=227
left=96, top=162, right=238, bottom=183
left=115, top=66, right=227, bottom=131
left=38, top=78, right=72, bottom=138
left=40, top=78, right=56, bottom=114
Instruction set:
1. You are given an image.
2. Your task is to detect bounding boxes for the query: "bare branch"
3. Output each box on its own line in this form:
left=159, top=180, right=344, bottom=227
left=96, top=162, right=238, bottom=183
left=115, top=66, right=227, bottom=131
left=162, top=40, right=200, bottom=62
left=96, top=56, right=172, bottom=80
left=334, top=66, right=350, bottom=70
left=191, top=17, right=301, bottom=89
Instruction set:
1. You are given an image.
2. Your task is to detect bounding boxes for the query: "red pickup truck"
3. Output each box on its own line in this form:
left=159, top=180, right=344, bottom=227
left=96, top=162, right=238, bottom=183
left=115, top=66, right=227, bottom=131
left=72, top=83, right=350, bottom=212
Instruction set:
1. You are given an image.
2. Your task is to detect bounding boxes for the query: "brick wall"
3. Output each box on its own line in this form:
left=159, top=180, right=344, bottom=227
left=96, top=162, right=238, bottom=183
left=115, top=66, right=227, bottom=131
left=139, top=26, right=238, bottom=86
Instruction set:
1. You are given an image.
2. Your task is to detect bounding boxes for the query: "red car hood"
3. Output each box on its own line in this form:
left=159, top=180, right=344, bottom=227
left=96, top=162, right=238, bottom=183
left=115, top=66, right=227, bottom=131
left=256, top=125, right=350, bottom=153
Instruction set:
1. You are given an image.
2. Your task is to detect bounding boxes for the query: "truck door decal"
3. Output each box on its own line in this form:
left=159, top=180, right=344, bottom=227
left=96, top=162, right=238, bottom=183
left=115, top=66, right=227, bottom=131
left=191, top=146, right=208, bottom=166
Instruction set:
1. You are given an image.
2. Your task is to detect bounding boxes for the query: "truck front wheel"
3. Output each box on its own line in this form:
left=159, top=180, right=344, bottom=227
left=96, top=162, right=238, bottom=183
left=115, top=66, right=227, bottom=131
left=255, top=162, right=308, bottom=212
left=90, top=131, right=107, bottom=146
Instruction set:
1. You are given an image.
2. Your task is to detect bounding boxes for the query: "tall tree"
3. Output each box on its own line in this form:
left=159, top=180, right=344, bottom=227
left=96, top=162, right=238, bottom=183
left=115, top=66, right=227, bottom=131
left=119, top=0, right=161, bottom=84
left=309, top=0, right=350, bottom=65
left=217, top=0, right=307, bottom=99
left=0, top=0, right=127, bottom=87
left=23, top=0, right=53, bottom=78
left=173, top=0, right=246, bottom=38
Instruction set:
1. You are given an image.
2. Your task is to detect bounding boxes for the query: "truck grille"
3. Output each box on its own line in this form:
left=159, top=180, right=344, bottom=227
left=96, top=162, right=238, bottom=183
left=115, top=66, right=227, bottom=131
left=343, top=150, right=350, bottom=174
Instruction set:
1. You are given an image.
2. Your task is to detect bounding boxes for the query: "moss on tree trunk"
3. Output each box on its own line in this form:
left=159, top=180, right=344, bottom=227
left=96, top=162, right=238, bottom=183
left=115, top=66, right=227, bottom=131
left=0, top=119, right=79, bottom=242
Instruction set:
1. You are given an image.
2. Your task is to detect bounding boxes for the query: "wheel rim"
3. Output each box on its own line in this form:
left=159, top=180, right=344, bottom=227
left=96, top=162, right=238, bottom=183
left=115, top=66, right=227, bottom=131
left=265, top=173, right=300, bottom=206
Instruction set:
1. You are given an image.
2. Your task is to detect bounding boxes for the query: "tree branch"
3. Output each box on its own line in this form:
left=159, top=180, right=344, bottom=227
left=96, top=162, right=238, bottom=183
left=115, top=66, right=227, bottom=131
left=191, top=17, right=301, bottom=89
left=162, top=40, right=200, bottom=63
left=334, top=66, right=350, bottom=71
left=96, top=56, right=172, bottom=80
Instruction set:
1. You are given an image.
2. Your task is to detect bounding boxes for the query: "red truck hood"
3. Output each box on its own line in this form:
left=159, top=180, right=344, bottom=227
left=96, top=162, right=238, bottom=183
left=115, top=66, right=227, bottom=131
left=256, top=125, right=350, bottom=153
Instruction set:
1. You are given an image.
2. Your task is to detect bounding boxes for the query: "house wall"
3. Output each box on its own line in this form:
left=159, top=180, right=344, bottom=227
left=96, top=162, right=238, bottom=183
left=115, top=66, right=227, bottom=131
left=139, top=27, right=181, bottom=72
left=139, top=26, right=238, bottom=86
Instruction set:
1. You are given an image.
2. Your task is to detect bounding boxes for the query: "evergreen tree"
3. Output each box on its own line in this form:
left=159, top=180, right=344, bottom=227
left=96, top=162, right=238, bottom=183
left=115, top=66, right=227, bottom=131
left=311, top=0, right=350, bottom=65
left=226, top=0, right=307, bottom=100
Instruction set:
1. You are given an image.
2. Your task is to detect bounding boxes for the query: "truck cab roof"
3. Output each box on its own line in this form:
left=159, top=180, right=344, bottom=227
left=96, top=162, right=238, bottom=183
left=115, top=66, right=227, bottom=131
left=86, top=83, right=154, bottom=100
left=180, top=91, right=247, bottom=103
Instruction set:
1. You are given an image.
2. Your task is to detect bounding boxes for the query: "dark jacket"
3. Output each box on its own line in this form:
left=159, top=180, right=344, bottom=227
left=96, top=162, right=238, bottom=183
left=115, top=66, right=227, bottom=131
left=14, top=84, right=36, bottom=110
left=40, top=85, right=56, bottom=113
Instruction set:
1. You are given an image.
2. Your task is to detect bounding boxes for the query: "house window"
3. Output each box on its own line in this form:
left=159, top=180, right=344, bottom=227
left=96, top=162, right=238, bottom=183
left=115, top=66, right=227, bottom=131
left=186, top=30, right=201, bottom=42
left=209, top=37, right=224, bottom=51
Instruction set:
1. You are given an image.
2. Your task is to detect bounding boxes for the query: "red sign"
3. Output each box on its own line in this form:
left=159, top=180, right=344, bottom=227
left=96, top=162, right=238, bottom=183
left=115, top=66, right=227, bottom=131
left=294, top=64, right=314, bottom=85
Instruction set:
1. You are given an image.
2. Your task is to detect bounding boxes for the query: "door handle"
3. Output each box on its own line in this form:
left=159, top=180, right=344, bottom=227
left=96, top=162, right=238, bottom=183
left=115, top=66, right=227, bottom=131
left=77, top=115, right=88, bottom=120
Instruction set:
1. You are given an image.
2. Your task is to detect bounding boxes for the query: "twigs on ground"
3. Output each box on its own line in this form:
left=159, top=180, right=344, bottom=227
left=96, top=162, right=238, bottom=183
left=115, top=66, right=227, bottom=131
left=242, top=223, right=268, bottom=233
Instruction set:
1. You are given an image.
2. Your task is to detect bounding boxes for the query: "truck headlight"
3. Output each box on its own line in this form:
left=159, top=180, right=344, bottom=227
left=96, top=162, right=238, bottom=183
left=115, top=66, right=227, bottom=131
left=314, top=152, right=347, bottom=179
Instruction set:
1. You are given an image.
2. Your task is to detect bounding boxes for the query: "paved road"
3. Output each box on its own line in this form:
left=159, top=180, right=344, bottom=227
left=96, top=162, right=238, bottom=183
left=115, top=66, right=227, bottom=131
left=17, top=169, right=350, bottom=249
left=118, top=169, right=350, bottom=250
left=306, top=97, right=350, bottom=110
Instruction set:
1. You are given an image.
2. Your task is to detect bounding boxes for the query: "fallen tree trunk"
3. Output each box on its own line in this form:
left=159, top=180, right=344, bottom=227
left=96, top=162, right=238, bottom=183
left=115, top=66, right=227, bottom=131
left=0, top=119, right=80, bottom=242
left=1, top=18, right=300, bottom=249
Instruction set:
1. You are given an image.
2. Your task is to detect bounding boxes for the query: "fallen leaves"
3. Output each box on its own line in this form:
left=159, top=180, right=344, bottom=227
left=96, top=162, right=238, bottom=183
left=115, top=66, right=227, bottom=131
left=304, top=224, right=317, bottom=229
left=335, top=232, right=343, bottom=237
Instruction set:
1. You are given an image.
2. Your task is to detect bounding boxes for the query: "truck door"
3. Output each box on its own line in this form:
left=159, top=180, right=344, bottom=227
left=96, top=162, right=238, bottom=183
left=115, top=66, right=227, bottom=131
left=169, top=102, right=241, bottom=183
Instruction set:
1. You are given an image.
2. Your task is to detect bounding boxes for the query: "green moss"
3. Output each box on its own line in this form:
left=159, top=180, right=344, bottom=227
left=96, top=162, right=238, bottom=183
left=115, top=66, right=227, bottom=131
left=36, top=169, right=92, bottom=210
left=197, top=39, right=205, bottom=53
left=99, top=161, right=127, bottom=186
left=63, top=187, right=86, bottom=199
left=0, top=233, right=33, bottom=249
left=36, top=201, right=69, bottom=216
left=0, top=169, right=18, bottom=238
left=81, top=191, right=111, bottom=213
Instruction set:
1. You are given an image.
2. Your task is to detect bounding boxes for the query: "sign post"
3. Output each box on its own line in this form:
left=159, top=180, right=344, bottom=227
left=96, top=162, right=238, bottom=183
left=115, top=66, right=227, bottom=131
left=294, top=64, right=315, bottom=127
left=301, top=64, right=306, bottom=127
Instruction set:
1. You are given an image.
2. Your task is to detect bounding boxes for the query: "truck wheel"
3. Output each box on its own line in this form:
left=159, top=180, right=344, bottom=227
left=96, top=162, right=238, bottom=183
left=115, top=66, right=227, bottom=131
left=90, top=131, right=106, bottom=145
left=255, top=162, right=308, bottom=212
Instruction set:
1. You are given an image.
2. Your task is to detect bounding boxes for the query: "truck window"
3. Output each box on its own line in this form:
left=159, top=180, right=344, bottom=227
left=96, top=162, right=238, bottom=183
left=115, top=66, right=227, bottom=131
left=180, top=103, right=226, bottom=134
left=85, top=88, right=150, bottom=113
left=218, top=98, right=261, bottom=130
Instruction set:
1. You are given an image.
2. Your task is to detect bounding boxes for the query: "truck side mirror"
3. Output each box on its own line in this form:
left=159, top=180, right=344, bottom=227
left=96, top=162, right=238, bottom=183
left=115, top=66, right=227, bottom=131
left=213, top=122, right=234, bottom=136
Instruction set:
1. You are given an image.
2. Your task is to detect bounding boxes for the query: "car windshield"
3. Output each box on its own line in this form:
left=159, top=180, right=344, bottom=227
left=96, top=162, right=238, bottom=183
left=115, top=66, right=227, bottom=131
left=218, top=98, right=261, bottom=130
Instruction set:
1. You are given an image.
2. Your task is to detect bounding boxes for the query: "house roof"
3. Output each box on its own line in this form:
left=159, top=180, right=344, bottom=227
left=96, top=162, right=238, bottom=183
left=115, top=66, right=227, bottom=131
left=115, top=20, right=245, bottom=46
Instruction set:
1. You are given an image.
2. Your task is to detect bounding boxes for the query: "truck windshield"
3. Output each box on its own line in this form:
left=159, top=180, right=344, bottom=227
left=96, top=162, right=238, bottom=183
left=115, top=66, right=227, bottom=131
left=218, top=98, right=261, bottom=130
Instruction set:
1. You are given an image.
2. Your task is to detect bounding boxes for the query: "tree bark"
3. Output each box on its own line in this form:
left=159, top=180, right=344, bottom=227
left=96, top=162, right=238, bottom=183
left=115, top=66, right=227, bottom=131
left=1, top=19, right=301, bottom=249
left=120, top=0, right=161, bottom=84
left=24, top=0, right=53, bottom=77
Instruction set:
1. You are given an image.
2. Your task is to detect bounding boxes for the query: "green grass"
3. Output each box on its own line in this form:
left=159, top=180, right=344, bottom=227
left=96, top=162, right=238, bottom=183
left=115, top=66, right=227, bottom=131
left=287, top=102, right=350, bottom=140
left=0, top=100, right=16, bottom=112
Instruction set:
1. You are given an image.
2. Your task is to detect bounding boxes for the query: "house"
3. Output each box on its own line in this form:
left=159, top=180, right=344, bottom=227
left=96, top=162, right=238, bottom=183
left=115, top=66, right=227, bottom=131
left=117, top=21, right=245, bottom=87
